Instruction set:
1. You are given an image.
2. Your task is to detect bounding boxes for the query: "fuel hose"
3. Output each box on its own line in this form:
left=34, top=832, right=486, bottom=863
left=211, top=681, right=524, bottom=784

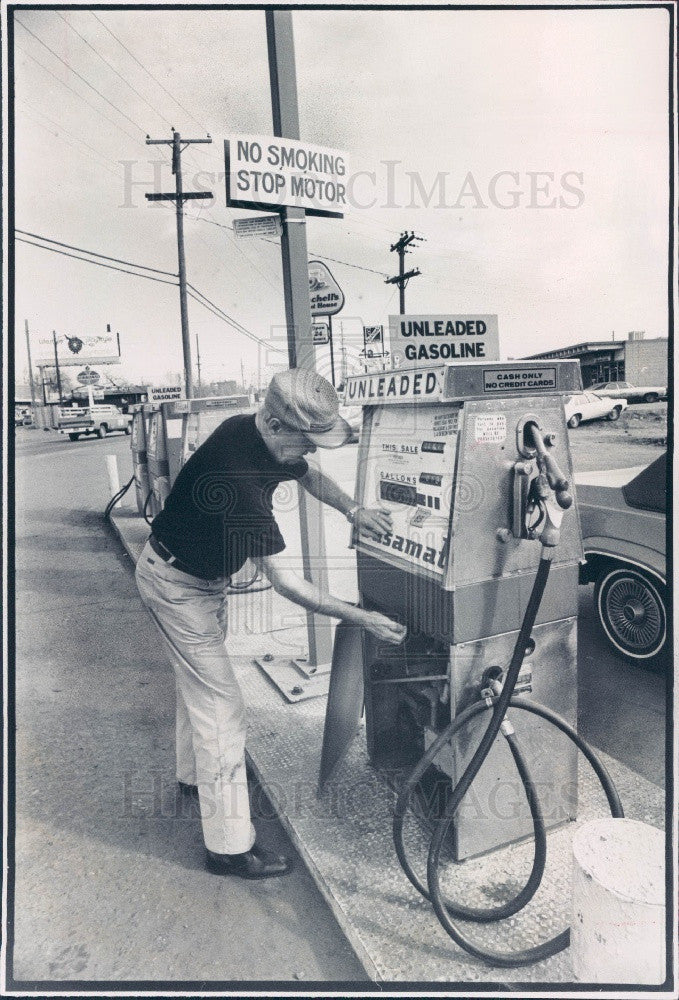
left=392, top=551, right=624, bottom=967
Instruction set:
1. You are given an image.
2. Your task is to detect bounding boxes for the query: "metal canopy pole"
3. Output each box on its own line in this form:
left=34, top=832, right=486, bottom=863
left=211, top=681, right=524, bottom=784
left=266, top=9, right=332, bottom=669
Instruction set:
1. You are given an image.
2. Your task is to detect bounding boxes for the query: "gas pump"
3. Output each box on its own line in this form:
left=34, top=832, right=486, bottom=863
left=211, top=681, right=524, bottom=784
left=130, top=403, right=158, bottom=517
left=328, top=360, right=623, bottom=966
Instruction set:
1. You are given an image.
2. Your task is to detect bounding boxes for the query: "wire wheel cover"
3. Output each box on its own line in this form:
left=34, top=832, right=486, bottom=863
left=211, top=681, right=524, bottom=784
left=603, top=573, right=665, bottom=653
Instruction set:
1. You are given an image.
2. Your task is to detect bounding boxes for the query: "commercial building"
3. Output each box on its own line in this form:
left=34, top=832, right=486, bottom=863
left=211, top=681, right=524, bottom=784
left=525, top=332, right=668, bottom=388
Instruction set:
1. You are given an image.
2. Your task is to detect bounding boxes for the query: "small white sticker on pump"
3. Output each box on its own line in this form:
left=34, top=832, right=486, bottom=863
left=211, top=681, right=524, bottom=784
left=475, top=414, right=507, bottom=443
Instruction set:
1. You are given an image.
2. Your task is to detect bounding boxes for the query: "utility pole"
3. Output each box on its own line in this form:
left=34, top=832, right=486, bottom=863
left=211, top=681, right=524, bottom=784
left=145, top=129, right=213, bottom=399
left=25, top=319, right=36, bottom=408
left=266, top=8, right=332, bottom=669
left=52, top=330, right=63, bottom=403
left=195, top=333, right=202, bottom=393
left=385, top=231, right=423, bottom=314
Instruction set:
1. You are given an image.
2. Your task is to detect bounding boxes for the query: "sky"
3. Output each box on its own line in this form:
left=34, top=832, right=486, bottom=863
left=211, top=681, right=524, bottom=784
left=11, top=2, right=671, bottom=391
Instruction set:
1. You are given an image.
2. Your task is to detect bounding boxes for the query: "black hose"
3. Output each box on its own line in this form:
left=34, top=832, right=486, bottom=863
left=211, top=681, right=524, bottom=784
left=394, top=697, right=624, bottom=960
left=104, top=474, right=135, bottom=520
left=143, top=488, right=154, bottom=526
left=394, top=701, right=547, bottom=921
left=392, top=550, right=624, bottom=966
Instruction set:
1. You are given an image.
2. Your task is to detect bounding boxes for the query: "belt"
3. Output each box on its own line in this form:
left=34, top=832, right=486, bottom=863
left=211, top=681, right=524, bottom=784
left=149, top=534, right=213, bottom=580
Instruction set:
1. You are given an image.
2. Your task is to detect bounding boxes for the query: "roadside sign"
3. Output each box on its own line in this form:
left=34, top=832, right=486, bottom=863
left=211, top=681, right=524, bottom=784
left=233, top=215, right=282, bottom=239
left=77, top=369, right=100, bottom=385
left=225, top=135, right=347, bottom=218
left=145, top=385, right=184, bottom=403
left=363, top=325, right=384, bottom=348
left=388, top=314, right=500, bottom=368
left=309, top=261, right=344, bottom=316
left=312, top=323, right=330, bottom=346
left=35, top=330, right=121, bottom=367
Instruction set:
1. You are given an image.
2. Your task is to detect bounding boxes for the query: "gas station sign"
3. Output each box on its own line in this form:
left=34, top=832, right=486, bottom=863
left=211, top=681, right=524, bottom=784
left=233, top=214, right=282, bottom=239
left=345, top=367, right=444, bottom=404
left=145, top=385, right=184, bottom=403
left=308, top=261, right=344, bottom=316
left=389, top=314, right=499, bottom=367
left=225, top=135, right=348, bottom=218
left=312, top=322, right=330, bottom=345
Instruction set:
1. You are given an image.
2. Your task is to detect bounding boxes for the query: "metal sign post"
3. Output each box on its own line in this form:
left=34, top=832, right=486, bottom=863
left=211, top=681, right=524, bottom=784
left=266, top=8, right=333, bottom=669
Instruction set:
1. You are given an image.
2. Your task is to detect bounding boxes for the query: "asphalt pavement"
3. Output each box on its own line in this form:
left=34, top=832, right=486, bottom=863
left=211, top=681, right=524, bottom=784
left=10, top=427, right=368, bottom=985
left=9, top=423, right=666, bottom=986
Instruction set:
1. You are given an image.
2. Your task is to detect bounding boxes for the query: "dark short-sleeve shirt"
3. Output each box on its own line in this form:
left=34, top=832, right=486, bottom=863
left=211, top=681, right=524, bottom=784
left=151, top=413, right=308, bottom=579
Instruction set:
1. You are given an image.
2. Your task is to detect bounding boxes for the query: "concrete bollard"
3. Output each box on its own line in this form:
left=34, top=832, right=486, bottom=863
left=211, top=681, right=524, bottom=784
left=105, top=454, right=123, bottom=509
left=571, top=817, right=665, bottom=984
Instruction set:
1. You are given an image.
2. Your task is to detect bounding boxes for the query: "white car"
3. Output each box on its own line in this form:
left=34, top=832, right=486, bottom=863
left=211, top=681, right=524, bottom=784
left=564, top=391, right=628, bottom=428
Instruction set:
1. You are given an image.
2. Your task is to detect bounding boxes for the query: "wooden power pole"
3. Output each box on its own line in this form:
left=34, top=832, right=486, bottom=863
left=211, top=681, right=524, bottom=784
left=145, top=130, right=213, bottom=398
left=385, top=231, right=423, bottom=314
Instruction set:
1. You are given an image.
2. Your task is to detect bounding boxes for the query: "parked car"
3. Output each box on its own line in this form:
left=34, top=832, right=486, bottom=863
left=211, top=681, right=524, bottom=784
left=588, top=380, right=667, bottom=403
left=576, top=454, right=667, bottom=664
left=564, top=391, right=628, bottom=428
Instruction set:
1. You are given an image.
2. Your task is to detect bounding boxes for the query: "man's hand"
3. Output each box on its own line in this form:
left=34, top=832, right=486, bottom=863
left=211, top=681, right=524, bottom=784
left=354, top=505, right=393, bottom=539
left=360, top=610, right=407, bottom=644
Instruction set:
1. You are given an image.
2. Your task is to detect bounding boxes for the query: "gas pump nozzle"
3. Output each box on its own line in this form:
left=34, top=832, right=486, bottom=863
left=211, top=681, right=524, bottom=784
left=523, top=422, right=573, bottom=547
left=526, top=422, right=573, bottom=510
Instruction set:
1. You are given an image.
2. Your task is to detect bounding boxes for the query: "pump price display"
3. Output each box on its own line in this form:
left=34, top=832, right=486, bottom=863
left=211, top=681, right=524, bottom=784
left=359, top=404, right=461, bottom=578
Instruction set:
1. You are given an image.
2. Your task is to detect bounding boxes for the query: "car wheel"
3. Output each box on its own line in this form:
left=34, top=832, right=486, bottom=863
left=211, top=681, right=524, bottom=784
left=567, top=413, right=581, bottom=428
left=643, top=392, right=658, bottom=403
left=97, top=424, right=108, bottom=439
left=607, top=406, right=622, bottom=421
left=68, top=433, right=80, bottom=441
left=595, top=565, right=667, bottom=663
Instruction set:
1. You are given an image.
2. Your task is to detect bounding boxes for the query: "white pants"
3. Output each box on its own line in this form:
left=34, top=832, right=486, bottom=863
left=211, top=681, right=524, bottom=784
left=135, top=540, right=256, bottom=854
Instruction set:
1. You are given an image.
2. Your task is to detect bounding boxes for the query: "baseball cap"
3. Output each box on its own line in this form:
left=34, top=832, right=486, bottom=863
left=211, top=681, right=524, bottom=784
left=264, top=368, right=352, bottom=449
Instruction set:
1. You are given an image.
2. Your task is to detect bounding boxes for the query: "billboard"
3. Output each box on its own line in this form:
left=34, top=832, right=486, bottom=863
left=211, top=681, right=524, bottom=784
left=34, top=330, right=121, bottom=367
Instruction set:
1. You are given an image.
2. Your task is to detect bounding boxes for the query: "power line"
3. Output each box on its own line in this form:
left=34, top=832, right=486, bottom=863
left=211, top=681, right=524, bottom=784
left=16, top=237, right=180, bottom=286
left=16, top=43, right=140, bottom=144
left=18, top=97, right=119, bottom=166
left=15, top=227, right=273, bottom=349
left=54, top=10, right=174, bottom=129
left=15, top=229, right=177, bottom=276
left=17, top=104, right=122, bottom=181
left=90, top=11, right=208, bottom=133
left=15, top=16, right=144, bottom=134
left=186, top=283, right=268, bottom=344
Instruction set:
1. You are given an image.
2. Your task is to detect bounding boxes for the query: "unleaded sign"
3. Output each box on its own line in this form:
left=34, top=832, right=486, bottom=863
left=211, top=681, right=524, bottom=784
left=389, top=314, right=499, bottom=367
left=225, top=135, right=348, bottom=217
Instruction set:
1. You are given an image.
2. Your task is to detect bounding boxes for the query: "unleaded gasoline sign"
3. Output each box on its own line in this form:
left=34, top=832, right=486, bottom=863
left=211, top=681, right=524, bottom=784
left=389, top=314, right=499, bottom=367
left=225, top=135, right=347, bottom=217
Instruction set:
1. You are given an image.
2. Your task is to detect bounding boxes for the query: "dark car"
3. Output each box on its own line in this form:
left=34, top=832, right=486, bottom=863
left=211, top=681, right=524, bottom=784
left=588, top=380, right=667, bottom=404
left=577, top=454, right=667, bottom=664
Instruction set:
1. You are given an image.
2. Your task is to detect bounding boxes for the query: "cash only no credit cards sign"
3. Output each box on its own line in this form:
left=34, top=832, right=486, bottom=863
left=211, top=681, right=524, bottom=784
left=389, top=314, right=500, bottom=367
left=225, top=134, right=348, bottom=218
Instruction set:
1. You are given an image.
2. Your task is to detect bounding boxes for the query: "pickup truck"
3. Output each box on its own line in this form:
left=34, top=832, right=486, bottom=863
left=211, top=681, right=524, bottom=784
left=58, top=404, right=132, bottom=441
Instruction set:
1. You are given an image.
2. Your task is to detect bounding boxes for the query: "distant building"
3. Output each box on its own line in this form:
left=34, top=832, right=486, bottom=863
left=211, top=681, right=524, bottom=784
left=525, top=332, right=668, bottom=387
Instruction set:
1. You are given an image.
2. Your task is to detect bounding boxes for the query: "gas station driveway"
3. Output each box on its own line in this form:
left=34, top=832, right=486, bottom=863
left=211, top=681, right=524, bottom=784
left=10, top=427, right=667, bottom=986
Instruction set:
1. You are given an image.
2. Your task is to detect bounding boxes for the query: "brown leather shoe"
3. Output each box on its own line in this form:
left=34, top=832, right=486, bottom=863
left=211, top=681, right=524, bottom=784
left=205, top=844, right=293, bottom=879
